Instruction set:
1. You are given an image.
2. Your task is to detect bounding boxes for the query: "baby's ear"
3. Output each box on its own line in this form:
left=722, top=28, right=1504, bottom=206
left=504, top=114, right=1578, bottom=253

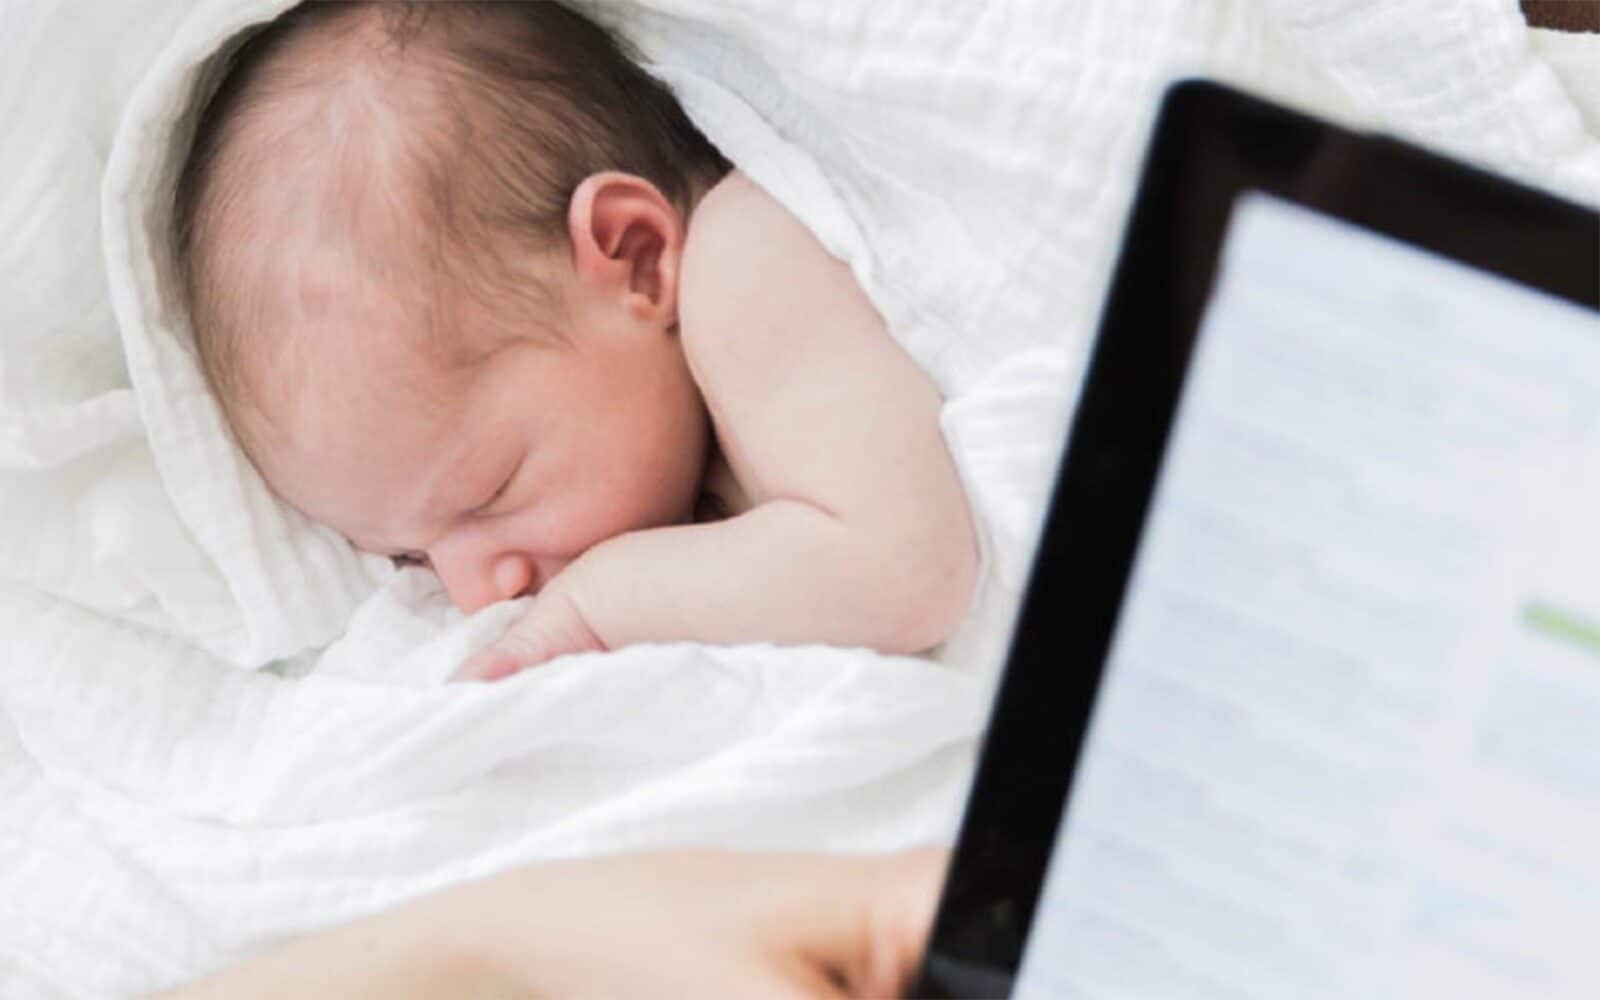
left=567, top=172, right=684, bottom=325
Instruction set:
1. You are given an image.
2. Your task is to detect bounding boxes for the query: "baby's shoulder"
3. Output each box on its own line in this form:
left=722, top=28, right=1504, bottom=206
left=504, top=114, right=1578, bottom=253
left=684, top=169, right=795, bottom=245
left=679, top=171, right=817, bottom=313
left=678, top=171, right=846, bottom=378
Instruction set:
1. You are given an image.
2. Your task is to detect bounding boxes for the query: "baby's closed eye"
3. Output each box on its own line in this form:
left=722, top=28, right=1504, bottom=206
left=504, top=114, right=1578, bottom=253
left=470, top=458, right=524, bottom=518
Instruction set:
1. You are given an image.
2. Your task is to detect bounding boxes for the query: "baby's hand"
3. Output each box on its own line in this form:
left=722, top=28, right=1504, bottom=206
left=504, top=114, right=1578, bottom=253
left=453, top=584, right=606, bottom=682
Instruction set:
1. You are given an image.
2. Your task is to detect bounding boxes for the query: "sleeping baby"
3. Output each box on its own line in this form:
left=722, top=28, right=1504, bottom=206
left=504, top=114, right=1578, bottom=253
left=173, top=1, right=978, bottom=680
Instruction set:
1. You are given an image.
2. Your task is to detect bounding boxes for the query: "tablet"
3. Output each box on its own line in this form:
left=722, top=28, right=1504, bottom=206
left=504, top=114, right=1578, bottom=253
left=916, top=80, right=1600, bottom=998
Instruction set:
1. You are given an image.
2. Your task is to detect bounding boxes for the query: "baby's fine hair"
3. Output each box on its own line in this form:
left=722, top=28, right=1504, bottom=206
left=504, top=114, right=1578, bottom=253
left=173, top=0, right=728, bottom=419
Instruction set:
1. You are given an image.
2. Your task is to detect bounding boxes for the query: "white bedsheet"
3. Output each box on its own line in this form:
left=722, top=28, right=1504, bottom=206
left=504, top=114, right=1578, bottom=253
left=1, top=0, right=1595, bottom=994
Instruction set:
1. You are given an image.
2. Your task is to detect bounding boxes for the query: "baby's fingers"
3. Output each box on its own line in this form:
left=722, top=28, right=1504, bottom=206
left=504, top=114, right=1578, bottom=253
left=452, top=644, right=536, bottom=683
left=452, top=592, right=606, bottom=682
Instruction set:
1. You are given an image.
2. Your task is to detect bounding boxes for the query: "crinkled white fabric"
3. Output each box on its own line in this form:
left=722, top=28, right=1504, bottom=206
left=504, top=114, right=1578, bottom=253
left=1, top=0, right=1596, bottom=994
left=1531, top=26, right=1600, bottom=135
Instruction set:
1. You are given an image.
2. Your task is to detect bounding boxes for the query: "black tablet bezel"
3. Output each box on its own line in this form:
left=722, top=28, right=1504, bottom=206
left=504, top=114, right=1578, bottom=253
left=913, top=79, right=1600, bottom=998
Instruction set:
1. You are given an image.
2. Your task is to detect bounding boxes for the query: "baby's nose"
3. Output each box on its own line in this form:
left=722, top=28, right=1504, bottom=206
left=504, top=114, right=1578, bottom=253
left=432, top=546, right=576, bottom=616
left=433, top=551, right=535, bottom=616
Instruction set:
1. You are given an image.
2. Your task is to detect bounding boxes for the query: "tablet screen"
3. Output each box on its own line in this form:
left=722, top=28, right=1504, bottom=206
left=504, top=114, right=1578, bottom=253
left=1015, top=192, right=1600, bottom=998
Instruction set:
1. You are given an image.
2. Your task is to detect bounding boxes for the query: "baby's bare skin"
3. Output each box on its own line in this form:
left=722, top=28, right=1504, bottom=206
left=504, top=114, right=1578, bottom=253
left=453, top=171, right=978, bottom=677
left=490, top=172, right=977, bottom=674
left=182, top=4, right=976, bottom=677
left=242, top=169, right=977, bottom=678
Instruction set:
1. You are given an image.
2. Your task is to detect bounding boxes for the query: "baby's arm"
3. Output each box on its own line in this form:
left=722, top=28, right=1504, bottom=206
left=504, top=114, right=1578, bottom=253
left=465, top=174, right=978, bottom=675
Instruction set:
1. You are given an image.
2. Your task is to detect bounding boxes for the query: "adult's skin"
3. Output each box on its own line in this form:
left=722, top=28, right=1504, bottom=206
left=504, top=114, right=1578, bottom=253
left=158, top=848, right=946, bottom=999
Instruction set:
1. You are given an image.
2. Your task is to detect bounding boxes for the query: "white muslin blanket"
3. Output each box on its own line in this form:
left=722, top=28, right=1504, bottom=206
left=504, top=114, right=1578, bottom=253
left=1, top=0, right=1596, bottom=994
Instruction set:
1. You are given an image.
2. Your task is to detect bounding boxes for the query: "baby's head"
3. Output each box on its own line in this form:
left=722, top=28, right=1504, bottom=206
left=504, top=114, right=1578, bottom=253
left=174, top=1, right=728, bottom=612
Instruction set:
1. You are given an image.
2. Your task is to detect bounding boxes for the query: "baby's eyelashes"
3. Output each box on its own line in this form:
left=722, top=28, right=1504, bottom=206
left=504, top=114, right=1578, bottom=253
left=471, top=459, right=525, bottom=518
left=391, top=551, right=431, bottom=569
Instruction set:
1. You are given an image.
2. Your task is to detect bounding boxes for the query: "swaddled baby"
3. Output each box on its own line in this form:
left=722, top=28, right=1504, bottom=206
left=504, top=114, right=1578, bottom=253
left=173, top=1, right=978, bottom=680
